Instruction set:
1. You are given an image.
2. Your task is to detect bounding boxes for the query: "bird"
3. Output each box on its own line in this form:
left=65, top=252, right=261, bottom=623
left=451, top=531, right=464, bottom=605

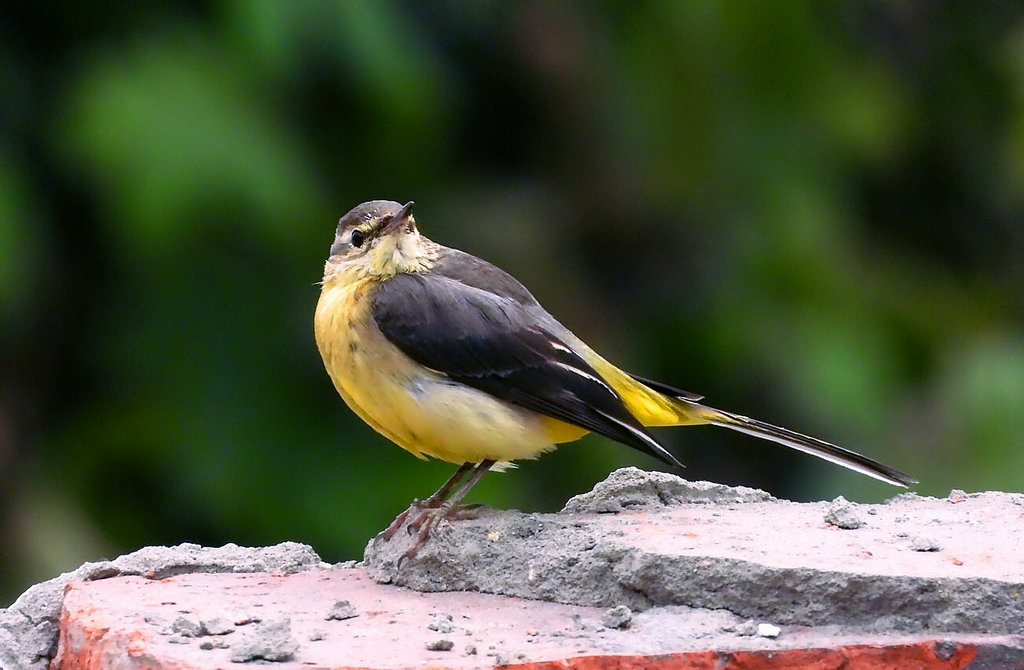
left=314, top=200, right=915, bottom=558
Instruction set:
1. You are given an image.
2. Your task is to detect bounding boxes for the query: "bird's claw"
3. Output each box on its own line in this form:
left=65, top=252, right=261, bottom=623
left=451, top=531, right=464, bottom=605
left=386, top=502, right=484, bottom=566
left=380, top=503, right=418, bottom=541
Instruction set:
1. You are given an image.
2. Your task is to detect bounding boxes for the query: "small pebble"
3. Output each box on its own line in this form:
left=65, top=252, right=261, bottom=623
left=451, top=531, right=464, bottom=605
left=325, top=600, right=358, bottom=621
left=601, top=605, right=633, bottom=630
left=910, top=535, right=942, bottom=552
left=428, top=612, right=455, bottom=633
left=732, top=619, right=759, bottom=636
left=757, top=623, right=781, bottom=638
left=199, top=639, right=230, bottom=650
left=935, top=639, right=959, bottom=660
left=426, top=639, right=454, bottom=651
left=229, top=616, right=298, bottom=663
left=200, top=617, right=234, bottom=636
left=824, top=496, right=865, bottom=530
left=171, top=617, right=203, bottom=638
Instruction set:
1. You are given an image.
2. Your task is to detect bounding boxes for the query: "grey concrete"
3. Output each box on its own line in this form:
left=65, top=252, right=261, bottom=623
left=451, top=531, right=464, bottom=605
left=0, top=541, right=322, bottom=670
left=4, top=467, right=1023, bottom=668
left=364, top=467, right=1024, bottom=635
left=228, top=616, right=300, bottom=662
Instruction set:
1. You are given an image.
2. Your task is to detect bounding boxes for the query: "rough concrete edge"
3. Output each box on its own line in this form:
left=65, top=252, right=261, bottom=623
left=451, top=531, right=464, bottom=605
left=365, top=515, right=1024, bottom=635
left=561, top=466, right=774, bottom=513
left=0, top=541, right=323, bottom=670
left=362, top=467, right=1024, bottom=636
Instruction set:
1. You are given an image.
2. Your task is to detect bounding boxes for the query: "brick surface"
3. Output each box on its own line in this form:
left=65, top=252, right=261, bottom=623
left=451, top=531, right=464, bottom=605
left=21, top=472, right=1024, bottom=668
left=51, top=567, right=1016, bottom=669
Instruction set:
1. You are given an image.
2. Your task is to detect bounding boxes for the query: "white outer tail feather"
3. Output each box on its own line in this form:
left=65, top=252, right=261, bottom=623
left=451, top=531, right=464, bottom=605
left=704, top=408, right=916, bottom=487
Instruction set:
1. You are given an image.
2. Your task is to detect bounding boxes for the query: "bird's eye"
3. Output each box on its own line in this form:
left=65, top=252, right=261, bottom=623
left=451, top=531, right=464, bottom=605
left=351, top=229, right=365, bottom=248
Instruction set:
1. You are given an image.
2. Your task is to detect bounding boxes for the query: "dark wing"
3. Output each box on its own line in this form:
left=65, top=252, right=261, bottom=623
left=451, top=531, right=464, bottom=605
left=627, top=373, right=704, bottom=402
left=429, top=247, right=542, bottom=305
left=371, top=271, right=683, bottom=469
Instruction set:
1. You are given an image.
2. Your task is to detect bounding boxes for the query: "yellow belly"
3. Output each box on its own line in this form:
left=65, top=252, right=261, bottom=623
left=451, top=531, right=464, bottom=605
left=314, top=278, right=583, bottom=464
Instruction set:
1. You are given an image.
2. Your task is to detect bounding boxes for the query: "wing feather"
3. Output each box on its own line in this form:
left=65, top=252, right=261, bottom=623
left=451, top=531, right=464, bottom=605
left=371, top=271, right=683, bottom=469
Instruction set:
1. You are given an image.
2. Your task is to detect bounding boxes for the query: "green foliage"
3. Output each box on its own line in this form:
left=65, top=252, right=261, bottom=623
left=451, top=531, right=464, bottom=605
left=2, top=2, right=1023, bottom=603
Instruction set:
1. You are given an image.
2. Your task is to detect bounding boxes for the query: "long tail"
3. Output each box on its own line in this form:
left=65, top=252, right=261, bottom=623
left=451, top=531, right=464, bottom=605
left=700, top=406, right=916, bottom=487
left=594, top=366, right=916, bottom=487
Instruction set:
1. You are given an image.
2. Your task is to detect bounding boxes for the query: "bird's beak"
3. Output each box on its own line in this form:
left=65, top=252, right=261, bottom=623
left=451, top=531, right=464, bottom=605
left=382, top=201, right=415, bottom=235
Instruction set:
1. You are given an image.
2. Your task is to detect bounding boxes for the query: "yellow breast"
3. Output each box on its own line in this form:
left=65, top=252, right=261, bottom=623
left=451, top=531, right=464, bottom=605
left=314, top=276, right=578, bottom=465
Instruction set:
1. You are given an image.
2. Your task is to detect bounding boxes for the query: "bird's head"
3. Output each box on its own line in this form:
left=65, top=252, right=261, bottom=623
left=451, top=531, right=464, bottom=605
left=324, top=200, right=436, bottom=281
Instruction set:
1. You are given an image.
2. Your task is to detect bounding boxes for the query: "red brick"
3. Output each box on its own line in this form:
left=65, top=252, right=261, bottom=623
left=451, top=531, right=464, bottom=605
left=513, top=643, right=978, bottom=670
left=51, top=568, right=995, bottom=669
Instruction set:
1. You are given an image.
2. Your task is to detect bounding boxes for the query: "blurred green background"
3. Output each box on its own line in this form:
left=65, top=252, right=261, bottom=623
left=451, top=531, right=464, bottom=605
left=3, top=2, right=1023, bottom=604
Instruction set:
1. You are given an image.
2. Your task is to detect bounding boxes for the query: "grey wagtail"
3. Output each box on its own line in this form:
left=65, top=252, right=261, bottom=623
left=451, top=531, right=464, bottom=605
left=315, top=200, right=915, bottom=556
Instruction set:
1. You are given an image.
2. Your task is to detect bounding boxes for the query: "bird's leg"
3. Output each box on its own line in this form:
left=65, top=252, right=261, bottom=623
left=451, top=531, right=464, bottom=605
left=407, top=458, right=494, bottom=532
left=400, top=459, right=496, bottom=562
left=380, top=461, right=474, bottom=540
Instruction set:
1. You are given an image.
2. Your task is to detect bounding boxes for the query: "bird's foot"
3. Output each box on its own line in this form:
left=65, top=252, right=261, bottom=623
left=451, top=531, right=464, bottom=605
left=391, top=502, right=483, bottom=565
left=377, top=460, right=495, bottom=564
left=406, top=502, right=482, bottom=533
left=380, top=497, right=433, bottom=541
